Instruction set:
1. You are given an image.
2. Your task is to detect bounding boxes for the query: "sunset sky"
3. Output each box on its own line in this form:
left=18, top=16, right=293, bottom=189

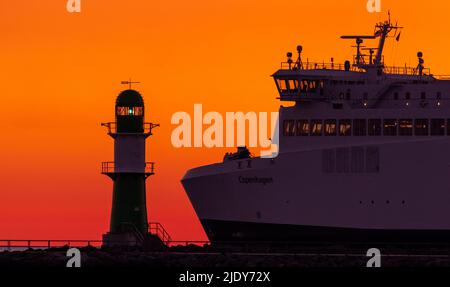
left=1, top=0, right=450, bottom=241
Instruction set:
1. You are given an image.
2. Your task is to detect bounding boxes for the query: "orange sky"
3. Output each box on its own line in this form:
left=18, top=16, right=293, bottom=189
left=1, top=0, right=450, bottom=241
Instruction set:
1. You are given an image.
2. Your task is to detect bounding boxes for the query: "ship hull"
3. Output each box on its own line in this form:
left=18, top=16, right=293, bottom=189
left=182, top=138, right=450, bottom=244
left=201, top=219, right=450, bottom=243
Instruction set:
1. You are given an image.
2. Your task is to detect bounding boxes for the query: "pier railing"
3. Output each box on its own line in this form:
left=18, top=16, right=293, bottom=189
left=149, top=222, right=172, bottom=245
left=0, top=239, right=211, bottom=251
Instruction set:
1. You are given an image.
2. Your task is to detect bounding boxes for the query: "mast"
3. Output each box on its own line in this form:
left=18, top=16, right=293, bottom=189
left=341, top=14, right=402, bottom=69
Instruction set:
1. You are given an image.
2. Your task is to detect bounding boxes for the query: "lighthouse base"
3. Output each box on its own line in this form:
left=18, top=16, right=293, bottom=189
left=102, top=232, right=168, bottom=251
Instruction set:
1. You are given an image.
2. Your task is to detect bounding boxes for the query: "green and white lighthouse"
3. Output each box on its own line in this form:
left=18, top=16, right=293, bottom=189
left=101, top=85, right=159, bottom=247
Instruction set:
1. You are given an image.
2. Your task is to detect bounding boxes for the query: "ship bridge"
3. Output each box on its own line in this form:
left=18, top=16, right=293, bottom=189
left=272, top=17, right=446, bottom=104
left=272, top=59, right=364, bottom=102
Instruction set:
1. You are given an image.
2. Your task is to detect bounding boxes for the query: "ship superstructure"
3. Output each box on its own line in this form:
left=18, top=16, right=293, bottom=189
left=182, top=18, right=450, bottom=243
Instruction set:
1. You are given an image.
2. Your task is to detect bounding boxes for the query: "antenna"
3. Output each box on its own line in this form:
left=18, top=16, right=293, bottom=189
left=121, top=78, right=141, bottom=90
left=416, top=51, right=425, bottom=76
left=295, top=45, right=303, bottom=70
left=286, top=52, right=293, bottom=70
left=341, top=36, right=376, bottom=66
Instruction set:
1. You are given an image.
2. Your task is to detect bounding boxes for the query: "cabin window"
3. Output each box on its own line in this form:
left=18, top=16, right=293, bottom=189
left=277, top=79, right=288, bottom=93
left=431, top=119, right=445, bottom=136
left=339, top=119, right=352, bottom=136
left=283, top=120, right=296, bottom=136
left=405, top=92, right=411, bottom=100
left=296, top=120, right=309, bottom=136
left=368, top=119, right=381, bottom=136
left=437, top=92, right=442, bottom=100
left=353, top=119, right=367, bottom=136
left=414, top=119, right=429, bottom=136
left=383, top=119, right=398, bottom=136
left=117, top=106, right=143, bottom=116
left=310, top=120, right=323, bottom=136
left=324, top=120, right=337, bottom=136
left=399, top=119, right=413, bottom=136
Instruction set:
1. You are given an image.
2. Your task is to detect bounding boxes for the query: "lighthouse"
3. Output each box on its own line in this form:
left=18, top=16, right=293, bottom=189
left=101, top=84, right=160, bottom=247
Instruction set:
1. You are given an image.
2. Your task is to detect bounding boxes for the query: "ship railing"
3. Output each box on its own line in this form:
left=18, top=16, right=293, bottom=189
left=352, top=55, right=385, bottom=67
left=148, top=222, right=172, bottom=245
left=281, top=61, right=360, bottom=72
left=383, top=65, right=431, bottom=76
left=280, top=61, right=432, bottom=76
left=101, top=161, right=155, bottom=174
left=101, top=122, right=159, bottom=134
left=0, top=239, right=103, bottom=250
left=434, top=75, right=450, bottom=80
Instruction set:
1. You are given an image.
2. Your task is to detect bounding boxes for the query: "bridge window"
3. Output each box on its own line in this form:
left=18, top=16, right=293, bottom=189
left=288, top=79, right=298, bottom=93
left=353, top=119, right=367, bottom=136
left=319, top=81, right=324, bottom=96
left=277, top=79, right=288, bottom=93
left=399, top=119, right=413, bottom=136
left=339, top=119, right=352, bottom=136
left=414, top=119, right=429, bottom=136
left=310, top=120, right=323, bottom=136
left=283, top=120, right=296, bottom=136
left=383, top=119, right=398, bottom=136
left=431, top=119, right=445, bottom=136
left=324, top=120, right=337, bottom=136
left=299, top=80, right=318, bottom=93
left=368, top=119, right=381, bottom=136
left=296, top=120, right=309, bottom=136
